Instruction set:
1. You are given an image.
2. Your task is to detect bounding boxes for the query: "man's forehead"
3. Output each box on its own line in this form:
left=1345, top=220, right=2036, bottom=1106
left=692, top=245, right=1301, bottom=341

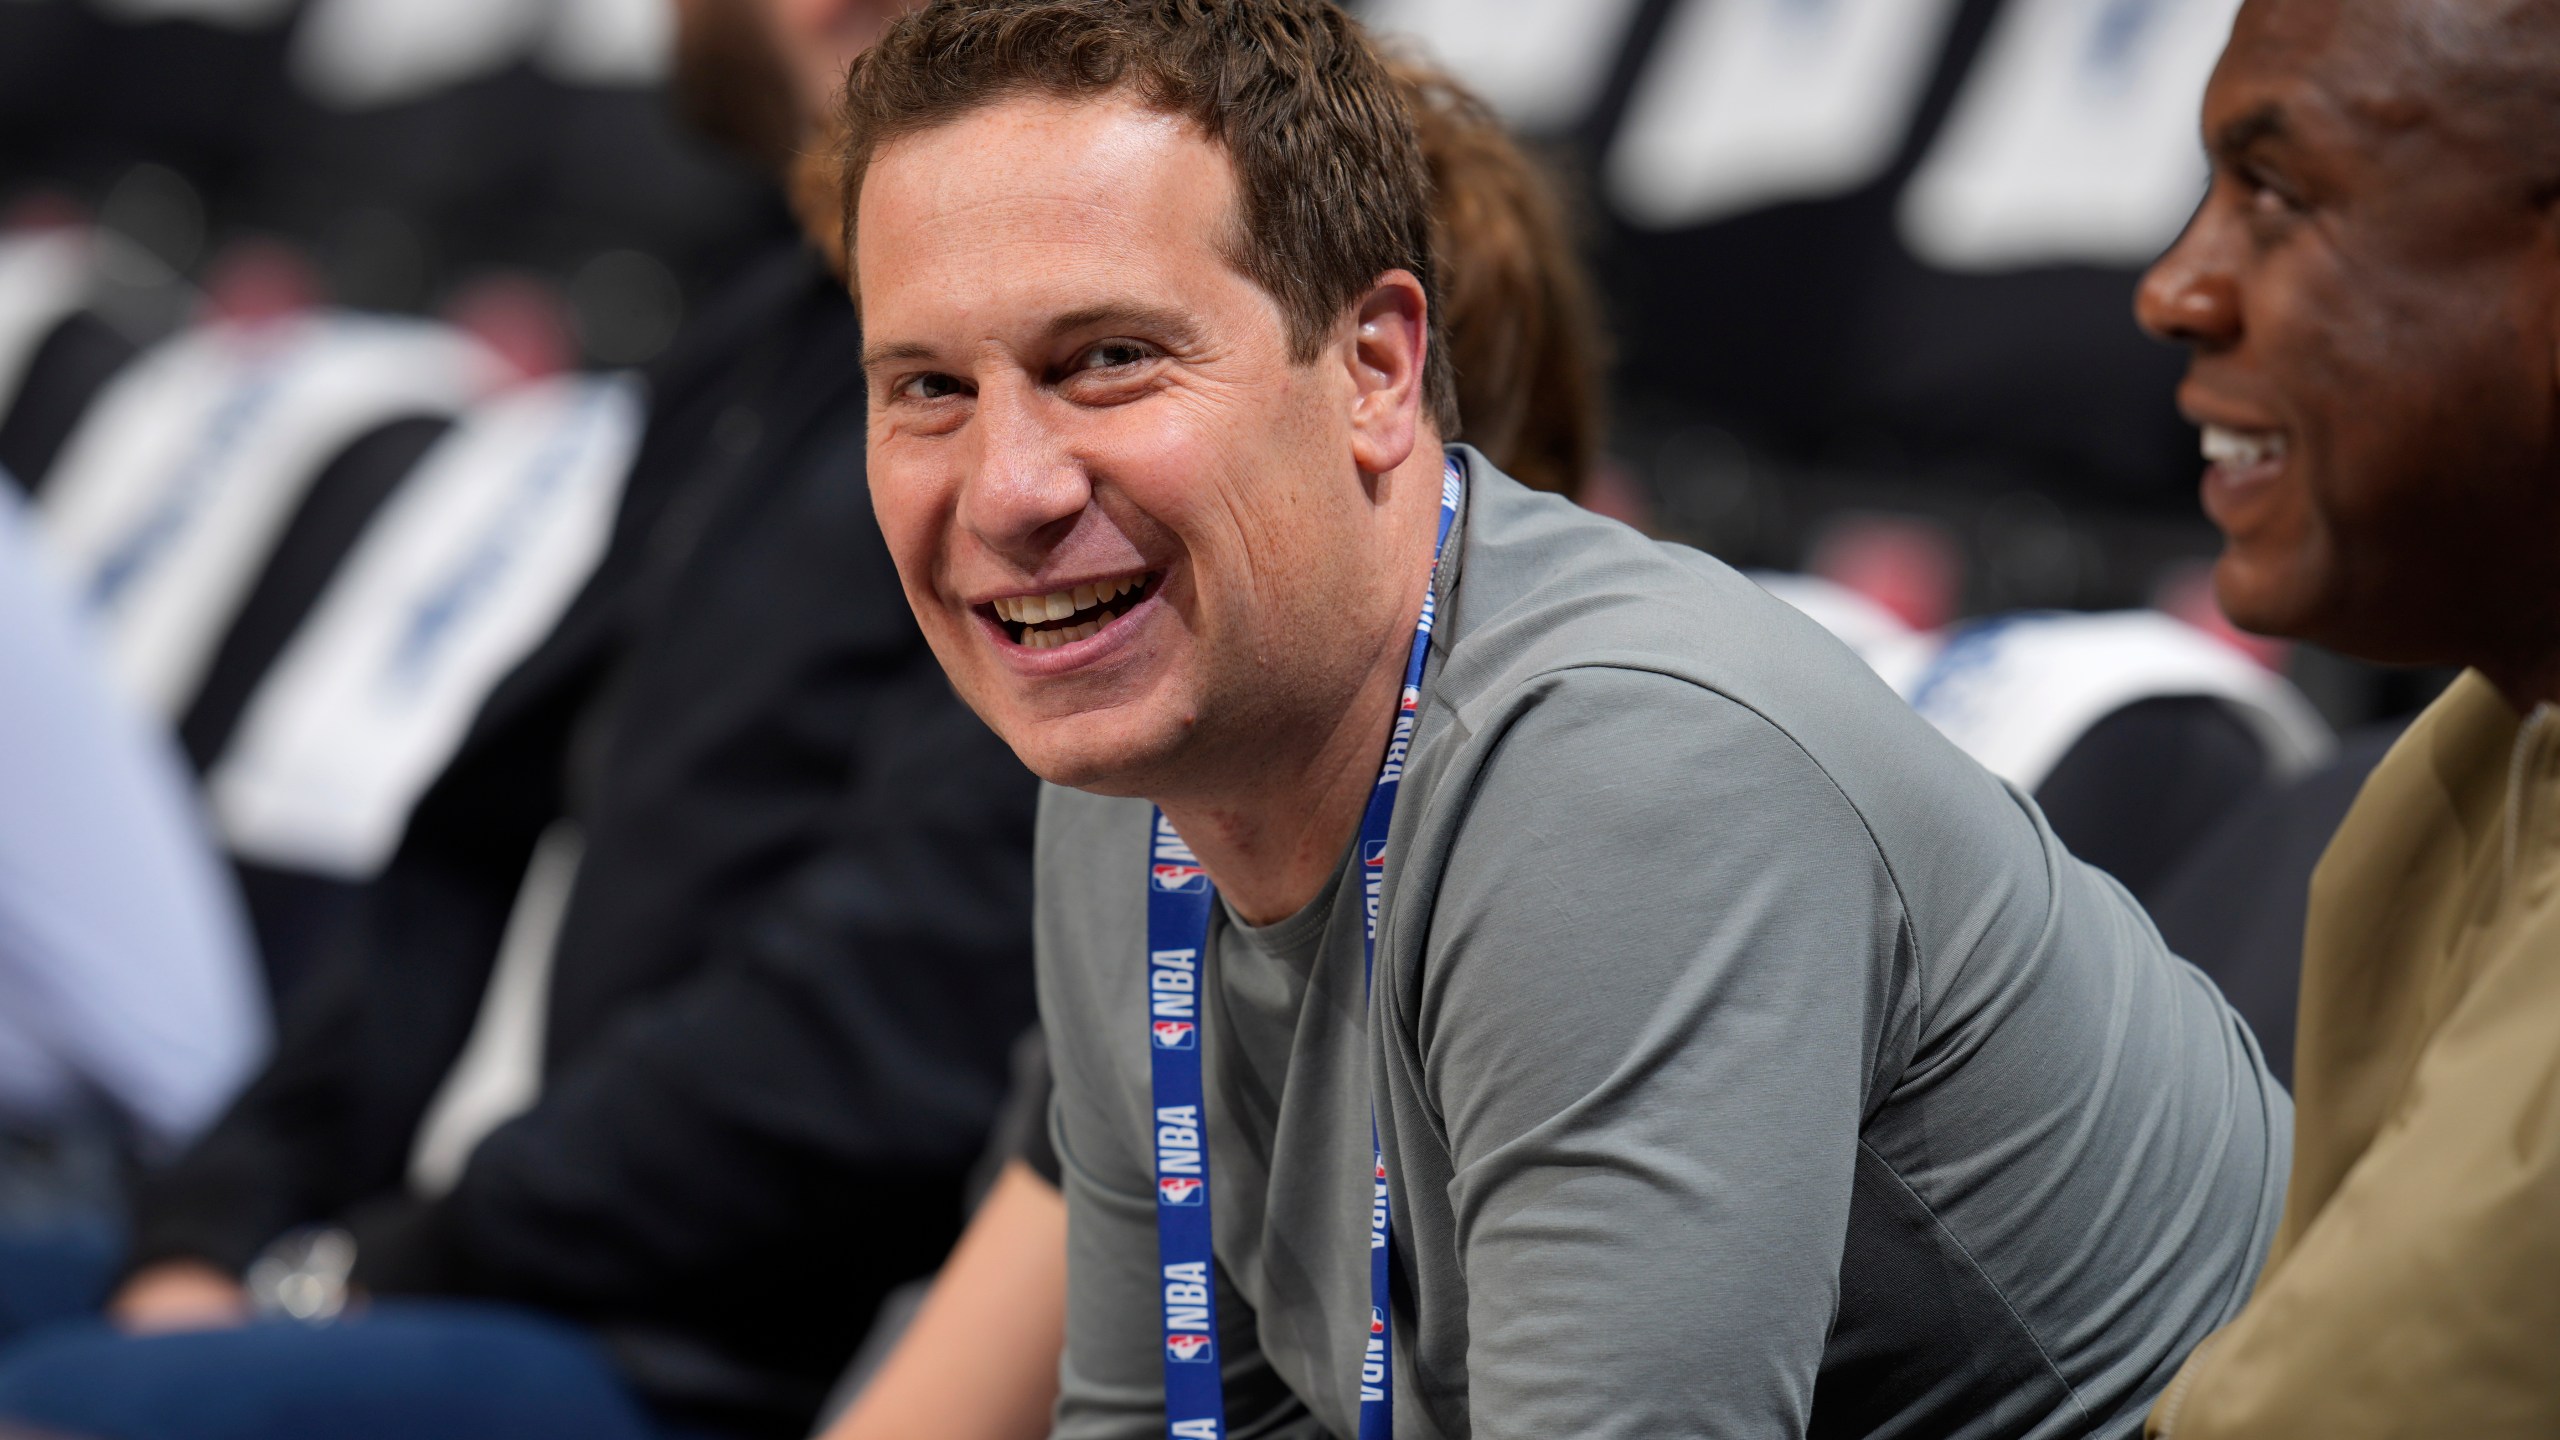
left=2219, top=0, right=2560, bottom=141
left=858, top=94, right=1242, bottom=292
left=2218, top=1, right=2398, bottom=123
left=865, top=94, right=1226, bottom=230
left=855, top=93, right=1271, bottom=352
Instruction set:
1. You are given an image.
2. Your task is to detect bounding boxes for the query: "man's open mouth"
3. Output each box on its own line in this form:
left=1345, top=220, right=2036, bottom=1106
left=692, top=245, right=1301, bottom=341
left=984, top=571, right=1158, bottom=650
left=2201, top=424, right=2287, bottom=470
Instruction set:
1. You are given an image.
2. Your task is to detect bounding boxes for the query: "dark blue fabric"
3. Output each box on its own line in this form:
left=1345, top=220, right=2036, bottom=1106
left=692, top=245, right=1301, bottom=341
left=0, top=1221, right=119, bottom=1345
left=0, top=1302, right=677, bottom=1440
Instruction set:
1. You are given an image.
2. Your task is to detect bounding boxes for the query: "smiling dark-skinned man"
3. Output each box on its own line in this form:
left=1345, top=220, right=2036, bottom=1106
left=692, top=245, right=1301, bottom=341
left=2136, top=3, right=2560, bottom=1435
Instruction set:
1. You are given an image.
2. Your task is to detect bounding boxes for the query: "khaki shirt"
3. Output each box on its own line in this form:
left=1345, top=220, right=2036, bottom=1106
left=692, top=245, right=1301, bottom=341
left=2151, top=671, right=2560, bottom=1438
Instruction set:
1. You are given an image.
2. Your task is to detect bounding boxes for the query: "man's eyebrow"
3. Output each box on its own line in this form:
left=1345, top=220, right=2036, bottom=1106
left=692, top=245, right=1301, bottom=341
left=1045, top=303, right=1202, bottom=348
left=859, top=304, right=1203, bottom=373
left=860, top=340, right=939, bottom=372
left=2212, top=103, right=2290, bottom=159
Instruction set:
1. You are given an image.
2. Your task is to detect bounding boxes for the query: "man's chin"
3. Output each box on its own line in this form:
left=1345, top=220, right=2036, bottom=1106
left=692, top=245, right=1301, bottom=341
left=2212, top=547, right=2324, bottom=645
left=994, top=708, right=1189, bottom=799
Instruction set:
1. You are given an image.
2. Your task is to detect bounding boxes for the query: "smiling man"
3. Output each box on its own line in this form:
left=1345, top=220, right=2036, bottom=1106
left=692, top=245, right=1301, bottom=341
left=2135, top=3, right=2560, bottom=1435
left=843, top=3, right=2291, bottom=1436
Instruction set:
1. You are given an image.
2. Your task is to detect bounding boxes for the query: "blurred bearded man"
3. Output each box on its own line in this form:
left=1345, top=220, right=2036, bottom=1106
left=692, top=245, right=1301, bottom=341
left=845, top=2, right=2291, bottom=1436
left=2137, top=2, right=2560, bottom=1434
left=0, top=4, right=1039, bottom=1440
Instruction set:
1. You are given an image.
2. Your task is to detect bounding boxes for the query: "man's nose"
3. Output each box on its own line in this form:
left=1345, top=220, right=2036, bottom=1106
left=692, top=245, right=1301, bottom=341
left=2136, top=225, right=2243, bottom=350
left=958, top=385, right=1091, bottom=558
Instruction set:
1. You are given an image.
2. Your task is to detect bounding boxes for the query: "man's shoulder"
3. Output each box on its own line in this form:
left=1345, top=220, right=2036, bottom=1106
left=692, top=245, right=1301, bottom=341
left=1439, top=462, right=1959, bottom=809
left=1429, top=461, right=2086, bottom=970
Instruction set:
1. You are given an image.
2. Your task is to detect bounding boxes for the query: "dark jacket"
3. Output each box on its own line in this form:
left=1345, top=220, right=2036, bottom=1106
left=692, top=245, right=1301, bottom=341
left=128, top=241, right=1041, bottom=1438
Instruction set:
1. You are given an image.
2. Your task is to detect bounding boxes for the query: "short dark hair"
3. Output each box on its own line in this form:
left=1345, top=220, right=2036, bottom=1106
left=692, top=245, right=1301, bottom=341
left=834, top=0, right=1459, bottom=434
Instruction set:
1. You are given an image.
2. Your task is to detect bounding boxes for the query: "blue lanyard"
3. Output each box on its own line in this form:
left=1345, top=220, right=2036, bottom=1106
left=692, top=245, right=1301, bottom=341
left=1145, top=455, right=1462, bottom=1440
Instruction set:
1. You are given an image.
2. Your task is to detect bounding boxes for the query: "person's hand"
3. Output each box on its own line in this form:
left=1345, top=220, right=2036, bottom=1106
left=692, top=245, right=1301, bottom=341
left=109, top=1261, right=251, bottom=1334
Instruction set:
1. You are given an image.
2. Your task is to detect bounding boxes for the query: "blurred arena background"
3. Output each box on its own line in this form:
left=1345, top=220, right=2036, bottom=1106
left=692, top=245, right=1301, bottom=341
left=0, top=0, right=2445, bottom=734
left=0, top=0, right=2437, bottom=886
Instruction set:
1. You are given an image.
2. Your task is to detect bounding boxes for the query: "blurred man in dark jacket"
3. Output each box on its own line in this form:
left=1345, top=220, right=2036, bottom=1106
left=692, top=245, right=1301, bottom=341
left=0, top=4, right=1028, bottom=1439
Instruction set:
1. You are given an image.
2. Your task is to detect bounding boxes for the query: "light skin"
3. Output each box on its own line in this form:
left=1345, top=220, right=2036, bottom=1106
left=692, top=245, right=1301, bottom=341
left=2136, top=0, right=2560, bottom=710
left=857, top=92, right=1446, bottom=924
left=110, top=0, right=911, bottom=1338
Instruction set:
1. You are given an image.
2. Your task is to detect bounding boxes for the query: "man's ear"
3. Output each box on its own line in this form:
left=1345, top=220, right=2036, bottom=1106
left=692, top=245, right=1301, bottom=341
left=1345, top=269, right=1429, bottom=477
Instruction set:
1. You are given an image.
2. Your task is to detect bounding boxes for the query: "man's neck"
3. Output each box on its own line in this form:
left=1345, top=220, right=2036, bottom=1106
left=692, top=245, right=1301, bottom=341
left=1159, top=651, right=1413, bottom=927
left=2481, top=654, right=2560, bottom=717
left=1156, top=452, right=1448, bottom=926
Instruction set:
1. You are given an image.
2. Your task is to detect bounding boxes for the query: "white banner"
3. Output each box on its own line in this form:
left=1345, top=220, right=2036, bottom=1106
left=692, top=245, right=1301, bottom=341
left=538, top=0, right=670, bottom=88
left=39, top=314, right=502, bottom=717
left=211, top=373, right=640, bottom=878
left=1899, top=0, right=2243, bottom=272
left=1609, top=0, right=1963, bottom=229
left=1361, top=0, right=1647, bottom=134
left=289, top=0, right=553, bottom=109
left=0, top=230, right=93, bottom=427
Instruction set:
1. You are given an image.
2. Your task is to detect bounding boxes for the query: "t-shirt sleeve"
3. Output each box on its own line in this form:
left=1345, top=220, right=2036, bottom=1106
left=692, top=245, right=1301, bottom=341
left=1003, top=1036, right=1062, bottom=1192
left=1408, top=666, right=1906, bottom=1439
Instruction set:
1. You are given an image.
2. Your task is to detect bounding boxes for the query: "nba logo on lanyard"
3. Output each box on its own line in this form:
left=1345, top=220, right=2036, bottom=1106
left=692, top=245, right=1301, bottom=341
left=1153, top=862, right=1210, bottom=893
left=1142, top=456, right=1462, bottom=1440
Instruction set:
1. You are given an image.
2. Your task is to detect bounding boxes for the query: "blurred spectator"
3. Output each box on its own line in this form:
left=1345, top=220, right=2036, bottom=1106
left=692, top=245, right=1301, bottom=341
left=0, top=480, right=265, bottom=1325
left=2134, top=3, right=2560, bottom=1432
left=2146, top=721, right=2409, bottom=1085
left=1759, top=568, right=2331, bottom=904
left=0, top=4, right=1036, bottom=1440
left=199, top=359, right=642, bottom=1002
left=1391, top=53, right=1605, bottom=500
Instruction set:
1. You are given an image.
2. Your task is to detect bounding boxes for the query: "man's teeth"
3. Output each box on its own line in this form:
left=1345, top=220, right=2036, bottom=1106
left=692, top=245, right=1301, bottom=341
left=991, top=572, right=1148, bottom=635
left=2201, top=425, right=2288, bottom=467
left=1020, top=617, right=1107, bottom=650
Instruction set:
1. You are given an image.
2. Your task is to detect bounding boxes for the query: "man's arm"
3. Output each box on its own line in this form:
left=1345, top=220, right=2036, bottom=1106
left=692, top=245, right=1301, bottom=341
left=1415, top=667, right=1902, bottom=1439
left=824, top=1160, right=1066, bottom=1440
left=118, top=697, right=565, bottom=1319
left=119, top=945, right=382, bottom=1300
left=348, top=650, right=1041, bottom=1341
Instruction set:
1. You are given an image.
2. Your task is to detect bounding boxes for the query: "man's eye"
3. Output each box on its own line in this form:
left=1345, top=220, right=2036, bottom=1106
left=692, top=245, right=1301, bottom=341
left=1074, top=341, right=1154, bottom=372
left=2239, top=168, right=2300, bottom=216
left=898, top=373, right=966, bottom=401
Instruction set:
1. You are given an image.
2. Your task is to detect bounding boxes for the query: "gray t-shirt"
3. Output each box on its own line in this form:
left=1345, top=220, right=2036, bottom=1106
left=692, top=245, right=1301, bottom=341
left=1039, top=450, right=2289, bottom=1440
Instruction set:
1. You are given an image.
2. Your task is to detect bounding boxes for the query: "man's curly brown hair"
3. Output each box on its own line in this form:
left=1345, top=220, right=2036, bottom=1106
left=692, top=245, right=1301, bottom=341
left=831, top=0, right=1459, bottom=435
